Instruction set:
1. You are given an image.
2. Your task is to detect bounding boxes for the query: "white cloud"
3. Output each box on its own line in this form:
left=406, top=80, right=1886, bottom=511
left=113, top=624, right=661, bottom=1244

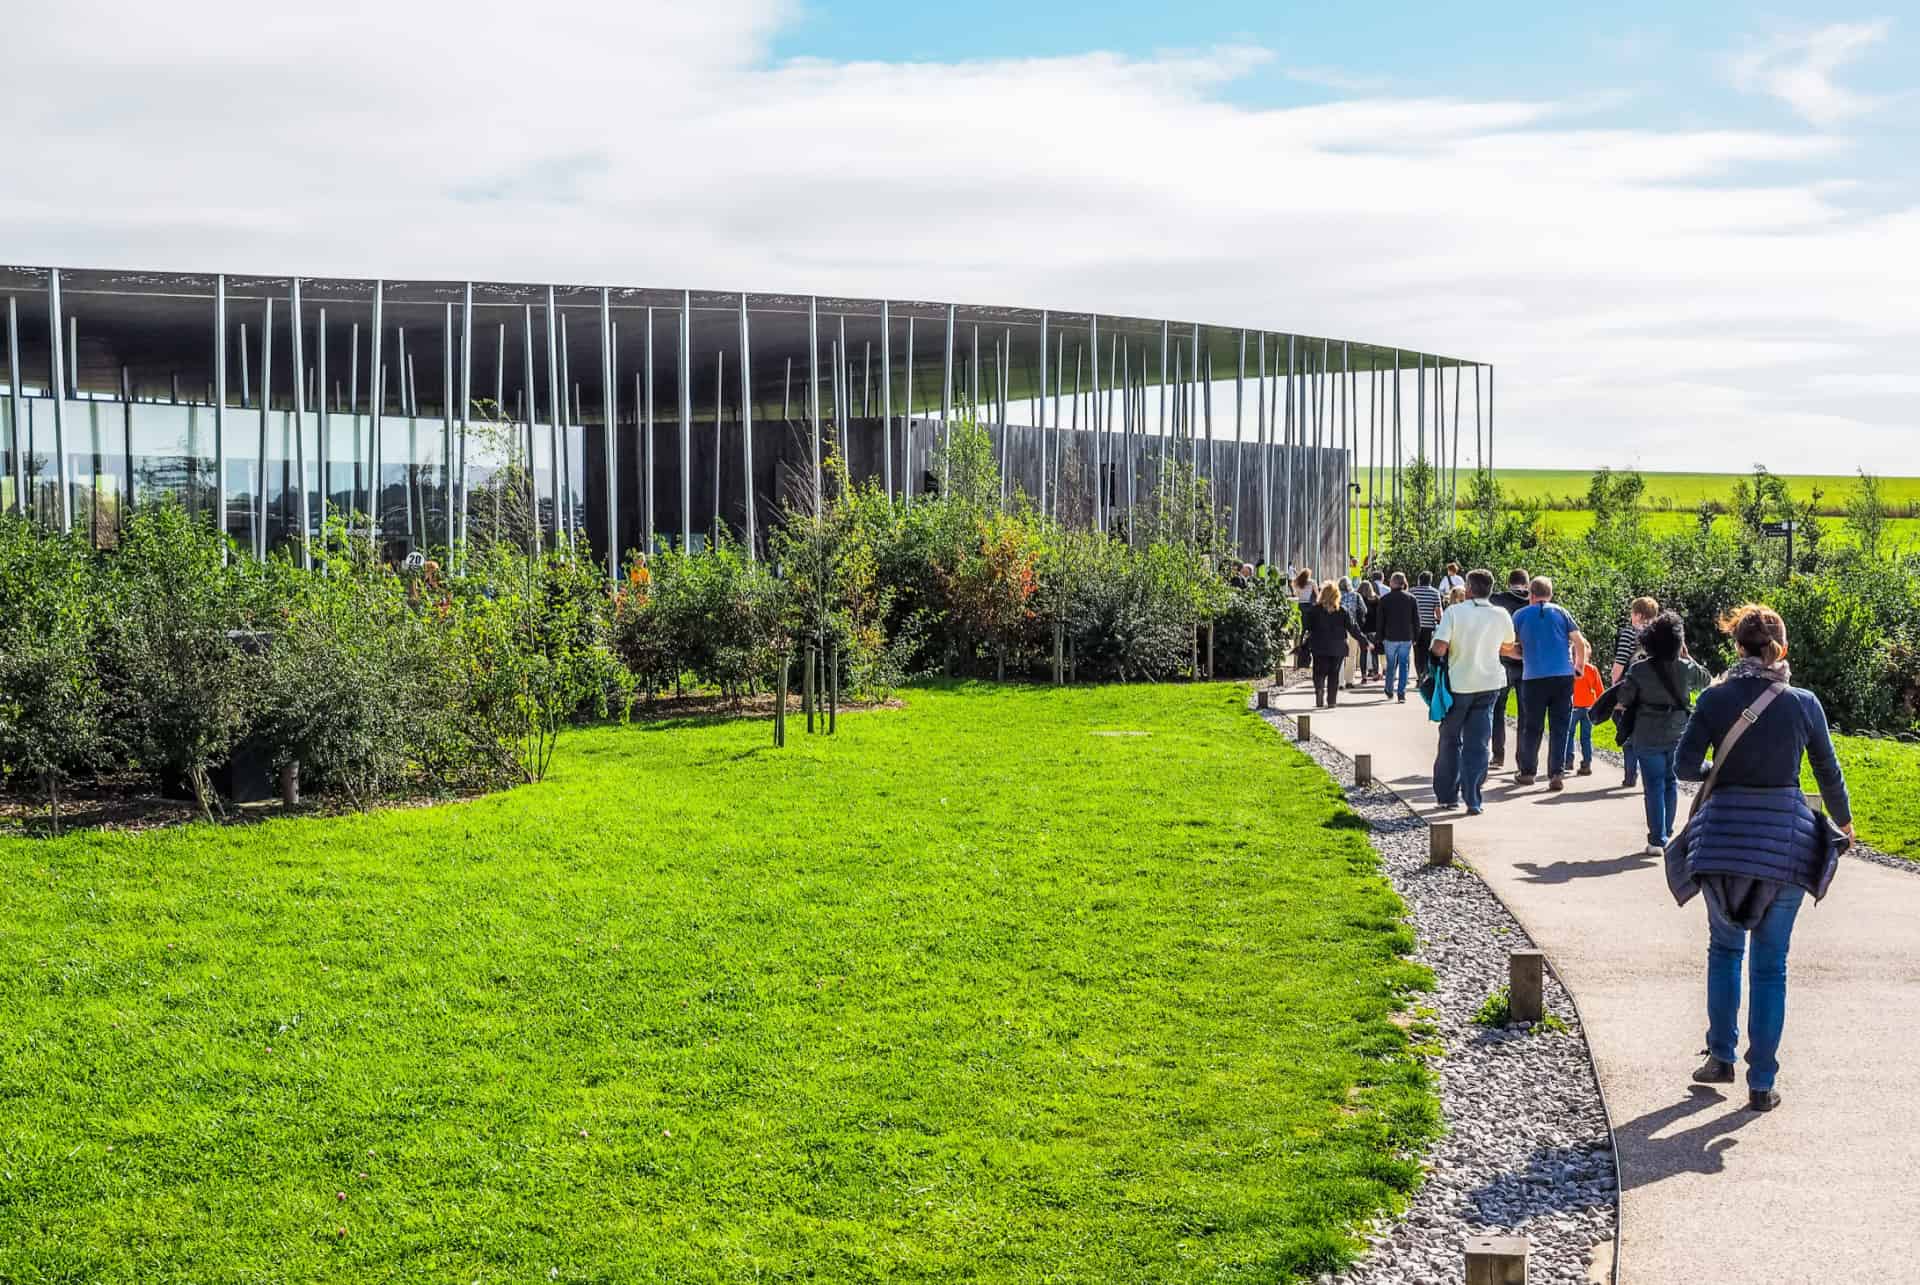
left=1283, top=66, right=1390, bottom=93
left=1727, top=20, right=1894, bottom=126
left=1, top=0, right=1915, bottom=472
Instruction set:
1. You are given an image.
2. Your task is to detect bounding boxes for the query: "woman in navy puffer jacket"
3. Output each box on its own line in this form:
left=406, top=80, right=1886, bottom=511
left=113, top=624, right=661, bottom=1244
left=1670, top=604, right=1852, bottom=1113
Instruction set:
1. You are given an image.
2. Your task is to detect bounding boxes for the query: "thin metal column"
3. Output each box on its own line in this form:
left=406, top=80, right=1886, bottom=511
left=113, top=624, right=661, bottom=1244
left=904, top=316, right=915, bottom=507
left=713, top=349, right=725, bottom=544
left=1121, top=338, right=1134, bottom=535
left=521, top=306, right=540, bottom=548
left=6, top=295, right=22, bottom=516
left=1088, top=315, right=1102, bottom=532
left=1281, top=336, right=1295, bottom=571
left=739, top=293, right=756, bottom=557
left=441, top=302, right=454, bottom=554
left=291, top=280, right=310, bottom=568
left=679, top=290, right=693, bottom=546
left=643, top=308, right=655, bottom=554
left=1035, top=310, right=1048, bottom=516
left=838, top=313, right=850, bottom=463
left=558, top=313, right=573, bottom=543
left=369, top=284, right=384, bottom=549
left=47, top=270, right=69, bottom=533
left=1256, top=334, right=1268, bottom=565
left=599, top=287, right=615, bottom=579
left=545, top=288, right=565, bottom=545
left=1233, top=330, right=1246, bottom=553
left=317, top=308, right=329, bottom=548
left=941, top=304, right=955, bottom=486
left=256, top=297, right=273, bottom=559
left=211, top=279, right=225, bottom=542
left=1052, top=331, right=1064, bottom=517
left=808, top=295, right=821, bottom=516
left=1391, top=350, right=1401, bottom=531
left=460, top=283, right=474, bottom=558
left=879, top=300, right=893, bottom=505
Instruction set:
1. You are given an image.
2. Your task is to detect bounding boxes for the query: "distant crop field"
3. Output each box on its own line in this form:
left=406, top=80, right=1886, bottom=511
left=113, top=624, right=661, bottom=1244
left=1484, top=469, right=1920, bottom=515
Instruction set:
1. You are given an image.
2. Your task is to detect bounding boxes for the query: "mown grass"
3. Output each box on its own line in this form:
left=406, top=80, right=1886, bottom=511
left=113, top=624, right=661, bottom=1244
left=1484, top=469, right=1920, bottom=512
left=0, top=683, right=1437, bottom=1283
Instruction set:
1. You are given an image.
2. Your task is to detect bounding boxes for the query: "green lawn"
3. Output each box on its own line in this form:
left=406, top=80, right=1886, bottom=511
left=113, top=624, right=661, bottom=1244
left=0, top=683, right=1437, bottom=1283
left=1484, top=469, right=1920, bottom=513
left=1515, top=696, right=1920, bottom=860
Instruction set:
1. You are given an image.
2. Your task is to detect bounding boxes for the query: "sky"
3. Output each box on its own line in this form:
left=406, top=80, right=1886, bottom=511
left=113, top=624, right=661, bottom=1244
left=2, top=0, right=1915, bottom=473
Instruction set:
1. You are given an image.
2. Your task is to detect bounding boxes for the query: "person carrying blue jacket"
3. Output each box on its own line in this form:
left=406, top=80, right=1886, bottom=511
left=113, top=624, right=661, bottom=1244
left=1671, top=603, right=1853, bottom=1113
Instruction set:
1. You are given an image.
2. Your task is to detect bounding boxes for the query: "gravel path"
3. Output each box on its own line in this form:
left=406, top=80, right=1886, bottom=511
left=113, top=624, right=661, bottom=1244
left=1256, top=704, right=1619, bottom=1285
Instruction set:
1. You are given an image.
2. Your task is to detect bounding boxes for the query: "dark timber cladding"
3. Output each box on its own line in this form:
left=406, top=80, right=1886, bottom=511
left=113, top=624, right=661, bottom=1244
left=0, top=265, right=1491, bottom=580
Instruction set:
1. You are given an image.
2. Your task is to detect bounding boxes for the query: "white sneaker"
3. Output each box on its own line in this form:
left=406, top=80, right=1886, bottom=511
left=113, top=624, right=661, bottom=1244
left=1645, top=842, right=1665, bottom=856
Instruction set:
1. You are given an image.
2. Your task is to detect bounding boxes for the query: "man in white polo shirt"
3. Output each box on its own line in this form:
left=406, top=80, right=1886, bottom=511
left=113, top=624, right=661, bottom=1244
left=1428, top=568, right=1516, bottom=815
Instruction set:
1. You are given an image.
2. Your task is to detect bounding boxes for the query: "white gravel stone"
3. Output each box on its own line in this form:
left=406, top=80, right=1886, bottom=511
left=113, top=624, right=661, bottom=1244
left=1259, top=702, right=1619, bottom=1284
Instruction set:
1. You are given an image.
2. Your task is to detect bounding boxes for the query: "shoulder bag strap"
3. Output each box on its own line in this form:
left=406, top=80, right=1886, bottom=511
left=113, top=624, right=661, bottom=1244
left=1685, top=681, right=1788, bottom=821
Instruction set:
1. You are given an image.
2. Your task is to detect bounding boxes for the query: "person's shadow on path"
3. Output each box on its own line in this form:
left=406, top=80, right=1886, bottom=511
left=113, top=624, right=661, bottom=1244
left=1614, top=1086, right=1762, bottom=1189
left=1516, top=850, right=1656, bottom=884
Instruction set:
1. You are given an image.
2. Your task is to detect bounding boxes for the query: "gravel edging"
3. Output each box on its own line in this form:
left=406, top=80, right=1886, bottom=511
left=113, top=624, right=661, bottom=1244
left=1517, top=717, right=1917, bottom=875
left=1257, top=704, right=1619, bottom=1285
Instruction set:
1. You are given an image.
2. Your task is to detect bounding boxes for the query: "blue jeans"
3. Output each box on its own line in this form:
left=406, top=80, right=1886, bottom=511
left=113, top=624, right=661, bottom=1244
left=1707, top=885, right=1806, bottom=1092
left=1562, top=707, right=1594, bottom=767
left=1384, top=641, right=1413, bottom=697
left=1635, top=745, right=1679, bottom=846
left=1433, top=689, right=1499, bottom=811
left=1517, top=674, right=1575, bottom=778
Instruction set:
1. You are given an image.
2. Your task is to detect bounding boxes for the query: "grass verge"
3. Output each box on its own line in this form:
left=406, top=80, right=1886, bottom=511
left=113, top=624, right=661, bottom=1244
left=0, top=682, right=1437, bottom=1282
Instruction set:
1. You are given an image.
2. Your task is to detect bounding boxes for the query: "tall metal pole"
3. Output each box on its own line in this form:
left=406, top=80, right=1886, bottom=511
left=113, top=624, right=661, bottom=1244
left=47, top=269, right=70, bottom=533
left=807, top=295, right=821, bottom=516
left=642, top=308, right=655, bottom=554
left=1052, top=331, right=1065, bottom=517
left=368, top=284, right=384, bottom=550
left=256, top=297, right=273, bottom=559
left=1281, top=336, right=1295, bottom=571
left=440, top=303, right=454, bottom=554
left=599, top=287, right=615, bottom=578
left=1035, top=310, right=1048, bottom=517
left=879, top=300, right=893, bottom=505
left=210, top=279, right=226, bottom=543
left=838, top=314, right=851, bottom=463
left=739, top=293, right=756, bottom=557
left=1342, top=340, right=1353, bottom=567
left=291, top=280, right=311, bottom=568
left=316, top=307, right=329, bottom=549
left=678, top=290, right=693, bottom=547
left=520, top=306, right=539, bottom=549
left=904, top=316, right=915, bottom=507
left=544, top=288, right=565, bottom=546
left=1488, top=364, right=1495, bottom=477
left=459, top=283, right=474, bottom=558
left=1088, top=315, right=1102, bottom=532
left=1391, top=349, right=1402, bottom=532
left=941, top=304, right=955, bottom=487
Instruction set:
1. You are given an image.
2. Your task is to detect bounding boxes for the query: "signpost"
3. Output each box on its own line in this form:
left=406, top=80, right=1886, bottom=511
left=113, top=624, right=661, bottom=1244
left=1762, top=519, right=1796, bottom=580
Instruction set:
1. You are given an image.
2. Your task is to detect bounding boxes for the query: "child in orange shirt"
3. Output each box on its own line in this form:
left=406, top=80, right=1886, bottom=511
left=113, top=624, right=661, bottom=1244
left=1566, top=660, right=1604, bottom=776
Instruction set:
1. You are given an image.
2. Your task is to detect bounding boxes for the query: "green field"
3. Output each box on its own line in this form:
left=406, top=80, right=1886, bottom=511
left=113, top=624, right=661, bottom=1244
left=1483, top=469, right=1920, bottom=514
left=0, top=683, right=1436, bottom=1282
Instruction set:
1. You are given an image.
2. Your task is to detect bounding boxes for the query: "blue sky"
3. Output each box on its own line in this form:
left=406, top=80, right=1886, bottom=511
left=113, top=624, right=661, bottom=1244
left=4, top=0, right=1915, bottom=472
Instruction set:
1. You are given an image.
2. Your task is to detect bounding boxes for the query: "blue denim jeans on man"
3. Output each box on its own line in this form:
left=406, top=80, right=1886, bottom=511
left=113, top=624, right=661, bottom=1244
left=1517, top=674, right=1576, bottom=778
left=1433, top=689, right=1499, bottom=811
left=1634, top=745, right=1679, bottom=846
left=1707, top=884, right=1806, bottom=1092
left=1383, top=640, right=1413, bottom=697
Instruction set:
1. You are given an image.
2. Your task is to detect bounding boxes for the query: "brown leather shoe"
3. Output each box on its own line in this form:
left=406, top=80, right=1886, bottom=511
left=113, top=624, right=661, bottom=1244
left=1548, top=775, right=1565, bottom=792
left=1692, top=1054, right=1736, bottom=1084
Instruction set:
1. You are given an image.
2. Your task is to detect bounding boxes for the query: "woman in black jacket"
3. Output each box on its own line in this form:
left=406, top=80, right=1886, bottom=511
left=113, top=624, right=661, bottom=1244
left=1302, top=581, right=1373, bottom=708
left=1670, top=603, right=1852, bottom=1113
left=1357, top=579, right=1382, bottom=684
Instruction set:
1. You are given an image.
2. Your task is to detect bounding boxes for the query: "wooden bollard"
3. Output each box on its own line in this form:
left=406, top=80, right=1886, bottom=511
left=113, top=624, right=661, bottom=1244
left=1509, top=950, right=1545, bottom=1024
left=1429, top=821, right=1454, bottom=867
left=1295, top=713, right=1312, bottom=741
left=1464, top=1235, right=1529, bottom=1284
left=1256, top=688, right=1271, bottom=710
left=1354, top=753, right=1373, bottom=786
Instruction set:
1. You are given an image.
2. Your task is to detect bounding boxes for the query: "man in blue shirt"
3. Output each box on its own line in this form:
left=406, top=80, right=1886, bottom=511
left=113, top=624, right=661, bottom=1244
left=1503, top=576, right=1591, bottom=790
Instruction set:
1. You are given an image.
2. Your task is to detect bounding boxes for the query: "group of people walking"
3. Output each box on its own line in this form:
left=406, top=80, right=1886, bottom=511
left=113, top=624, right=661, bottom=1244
left=1287, top=560, right=1854, bottom=1112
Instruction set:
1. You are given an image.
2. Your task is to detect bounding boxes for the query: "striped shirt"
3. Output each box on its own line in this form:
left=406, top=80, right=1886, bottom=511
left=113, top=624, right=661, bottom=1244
left=1410, top=584, right=1444, bottom=629
left=1613, top=622, right=1642, bottom=671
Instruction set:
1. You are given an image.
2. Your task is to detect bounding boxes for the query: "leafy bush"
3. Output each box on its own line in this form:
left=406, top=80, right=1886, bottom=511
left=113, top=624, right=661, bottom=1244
left=1765, top=577, right=1893, bottom=733
left=0, top=520, right=107, bottom=830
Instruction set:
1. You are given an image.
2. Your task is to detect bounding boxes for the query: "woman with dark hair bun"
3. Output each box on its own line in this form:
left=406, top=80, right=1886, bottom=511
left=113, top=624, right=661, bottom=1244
left=1621, top=611, right=1711, bottom=855
left=1668, top=603, right=1853, bottom=1113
